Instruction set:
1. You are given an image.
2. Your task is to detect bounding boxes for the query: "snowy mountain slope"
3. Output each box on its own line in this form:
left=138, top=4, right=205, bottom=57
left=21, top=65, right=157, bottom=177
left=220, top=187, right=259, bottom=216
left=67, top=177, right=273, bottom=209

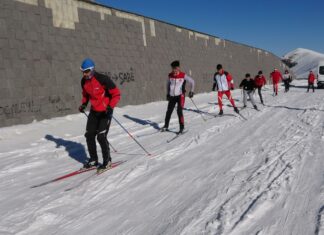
left=284, top=48, right=324, bottom=79
left=0, top=81, right=324, bottom=235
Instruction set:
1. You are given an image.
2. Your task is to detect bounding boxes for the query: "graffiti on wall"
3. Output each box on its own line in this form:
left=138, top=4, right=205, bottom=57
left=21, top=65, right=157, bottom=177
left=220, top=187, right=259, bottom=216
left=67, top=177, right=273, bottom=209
left=0, top=95, right=73, bottom=118
left=0, top=100, right=41, bottom=117
left=48, top=95, right=72, bottom=113
left=103, top=67, right=135, bottom=85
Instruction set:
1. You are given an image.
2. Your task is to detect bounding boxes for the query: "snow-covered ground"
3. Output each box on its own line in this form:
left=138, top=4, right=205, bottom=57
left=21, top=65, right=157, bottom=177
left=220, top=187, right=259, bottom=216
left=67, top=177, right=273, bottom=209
left=284, top=48, right=324, bottom=79
left=0, top=80, right=324, bottom=235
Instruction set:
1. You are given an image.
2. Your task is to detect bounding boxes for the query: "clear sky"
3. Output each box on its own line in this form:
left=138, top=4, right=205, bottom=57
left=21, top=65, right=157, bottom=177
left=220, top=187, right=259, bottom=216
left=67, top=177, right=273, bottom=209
left=95, top=0, right=324, bottom=57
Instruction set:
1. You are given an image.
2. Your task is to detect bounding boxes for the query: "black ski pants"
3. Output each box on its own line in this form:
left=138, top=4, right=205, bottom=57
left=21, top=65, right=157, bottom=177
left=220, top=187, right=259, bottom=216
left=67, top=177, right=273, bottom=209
left=307, top=83, right=315, bottom=92
left=256, top=87, right=263, bottom=104
left=164, top=95, right=185, bottom=129
left=284, top=80, right=290, bottom=92
left=85, top=110, right=112, bottom=163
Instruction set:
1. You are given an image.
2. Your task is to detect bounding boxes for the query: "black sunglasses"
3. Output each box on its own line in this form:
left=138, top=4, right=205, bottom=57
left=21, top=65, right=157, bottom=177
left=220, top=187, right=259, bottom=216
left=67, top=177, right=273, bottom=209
left=82, top=69, right=91, bottom=73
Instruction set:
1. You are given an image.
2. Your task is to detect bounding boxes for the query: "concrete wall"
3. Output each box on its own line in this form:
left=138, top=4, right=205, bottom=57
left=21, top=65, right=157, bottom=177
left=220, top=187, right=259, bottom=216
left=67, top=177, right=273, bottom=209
left=0, top=0, right=285, bottom=127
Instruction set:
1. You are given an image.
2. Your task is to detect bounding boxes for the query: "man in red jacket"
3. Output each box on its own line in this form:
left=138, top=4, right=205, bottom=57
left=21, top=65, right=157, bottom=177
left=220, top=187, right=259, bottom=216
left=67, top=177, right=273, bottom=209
left=307, top=71, right=316, bottom=92
left=270, top=68, right=282, bottom=96
left=212, top=64, right=239, bottom=115
left=79, top=58, right=121, bottom=170
left=254, top=70, right=267, bottom=105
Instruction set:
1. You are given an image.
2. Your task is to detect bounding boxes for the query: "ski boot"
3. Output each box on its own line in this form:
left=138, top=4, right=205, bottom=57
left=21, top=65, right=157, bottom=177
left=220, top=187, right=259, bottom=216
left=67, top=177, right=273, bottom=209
left=178, top=125, right=184, bottom=134
left=254, top=105, right=258, bottom=110
left=219, top=109, right=224, bottom=116
left=234, top=107, right=239, bottom=114
left=97, top=160, right=112, bottom=172
left=83, top=159, right=98, bottom=169
left=160, top=126, right=169, bottom=132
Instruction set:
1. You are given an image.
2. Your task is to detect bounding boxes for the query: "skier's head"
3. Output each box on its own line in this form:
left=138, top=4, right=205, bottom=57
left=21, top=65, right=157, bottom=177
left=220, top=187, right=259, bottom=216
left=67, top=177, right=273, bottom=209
left=216, top=64, right=223, bottom=73
left=245, top=73, right=251, bottom=80
left=80, top=58, right=95, bottom=79
left=285, top=69, right=289, bottom=73
left=258, top=70, right=263, bottom=75
left=171, top=60, right=180, bottom=74
left=310, top=71, right=313, bottom=73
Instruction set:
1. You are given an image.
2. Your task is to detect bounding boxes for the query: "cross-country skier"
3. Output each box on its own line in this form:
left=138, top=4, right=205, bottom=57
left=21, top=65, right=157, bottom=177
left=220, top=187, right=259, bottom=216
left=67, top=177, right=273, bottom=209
left=212, top=64, right=239, bottom=115
left=282, top=69, right=292, bottom=92
left=254, top=70, right=267, bottom=105
left=307, top=71, right=316, bottom=92
left=79, top=58, right=121, bottom=170
left=270, top=68, right=282, bottom=96
left=161, top=60, right=195, bottom=134
left=239, top=73, right=258, bottom=110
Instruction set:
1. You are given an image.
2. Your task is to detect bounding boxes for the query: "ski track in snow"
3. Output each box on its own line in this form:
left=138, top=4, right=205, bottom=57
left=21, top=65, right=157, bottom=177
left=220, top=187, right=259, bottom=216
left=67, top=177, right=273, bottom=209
left=0, top=81, right=324, bottom=235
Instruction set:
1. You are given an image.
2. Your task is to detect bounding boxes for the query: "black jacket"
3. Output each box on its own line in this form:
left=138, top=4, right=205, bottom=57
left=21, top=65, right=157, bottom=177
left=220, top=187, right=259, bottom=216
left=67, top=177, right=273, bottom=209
left=239, top=79, right=255, bottom=91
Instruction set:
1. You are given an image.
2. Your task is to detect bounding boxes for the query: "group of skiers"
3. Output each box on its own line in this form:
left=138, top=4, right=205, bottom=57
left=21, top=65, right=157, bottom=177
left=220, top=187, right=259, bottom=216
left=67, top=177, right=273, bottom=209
left=78, top=58, right=315, bottom=170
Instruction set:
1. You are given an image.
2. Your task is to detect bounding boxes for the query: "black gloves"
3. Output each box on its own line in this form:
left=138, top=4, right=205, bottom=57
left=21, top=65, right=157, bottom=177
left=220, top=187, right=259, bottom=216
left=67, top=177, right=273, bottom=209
left=189, top=91, right=194, bottom=98
left=79, top=104, right=87, bottom=113
left=167, top=94, right=170, bottom=101
left=106, top=106, right=113, bottom=118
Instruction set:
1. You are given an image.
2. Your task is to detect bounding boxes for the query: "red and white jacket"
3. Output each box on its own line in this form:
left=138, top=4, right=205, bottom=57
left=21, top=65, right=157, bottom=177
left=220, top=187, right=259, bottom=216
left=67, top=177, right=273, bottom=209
left=167, top=71, right=195, bottom=97
left=308, top=72, right=316, bottom=83
left=213, top=71, right=234, bottom=91
left=254, top=75, right=267, bottom=87
left=81, top=72, right=121, bottom=112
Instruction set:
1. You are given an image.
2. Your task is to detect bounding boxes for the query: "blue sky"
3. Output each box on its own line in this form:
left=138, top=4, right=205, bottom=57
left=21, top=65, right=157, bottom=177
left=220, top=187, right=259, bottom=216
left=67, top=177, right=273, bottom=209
left=95, top=0, right=324, bottom=57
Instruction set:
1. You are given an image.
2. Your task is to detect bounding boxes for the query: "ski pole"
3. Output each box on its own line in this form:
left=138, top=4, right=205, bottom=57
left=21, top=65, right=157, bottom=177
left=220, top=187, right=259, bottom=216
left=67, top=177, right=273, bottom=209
left=190, top=98, right=207, bottom=122
left=112, top=116, right=152, bottom=156
left=82, top=111, right=117, bottom=153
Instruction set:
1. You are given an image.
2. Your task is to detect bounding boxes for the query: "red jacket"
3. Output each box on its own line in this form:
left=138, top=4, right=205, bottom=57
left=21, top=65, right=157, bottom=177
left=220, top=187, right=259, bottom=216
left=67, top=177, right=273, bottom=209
left=81, top=72, right=121, bottom=112
left=308, top=72, right=315, bottom=83
left=254, top=75, right=267, bottom=87
left=270, top=70, right=282, bottom=84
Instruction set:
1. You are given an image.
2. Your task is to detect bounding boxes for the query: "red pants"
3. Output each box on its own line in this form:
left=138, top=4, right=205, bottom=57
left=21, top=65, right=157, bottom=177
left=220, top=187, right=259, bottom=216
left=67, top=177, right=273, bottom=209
left=273, top=83, right=279, bottom=95
left=218, top=90, right=236, bottom=110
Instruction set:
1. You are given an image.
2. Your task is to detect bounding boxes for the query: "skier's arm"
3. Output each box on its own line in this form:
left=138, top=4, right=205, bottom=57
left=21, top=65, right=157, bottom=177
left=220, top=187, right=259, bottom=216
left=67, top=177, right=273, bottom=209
left=226, top=73, right=234, bottom=90
left=263, top=76, right=267, bottom=85
left=108, top=86, right=121, bottom=109
left=166, top=79, right=170, bottom=95
left=81, top=78, right=89, bottom=106
left=96, top=73, right=121, bottom=108
left=212, top=74, right=217, bottom=91
left=184, top=74, right=195, bottom=92
left=239, top=79, right=244, bottom=88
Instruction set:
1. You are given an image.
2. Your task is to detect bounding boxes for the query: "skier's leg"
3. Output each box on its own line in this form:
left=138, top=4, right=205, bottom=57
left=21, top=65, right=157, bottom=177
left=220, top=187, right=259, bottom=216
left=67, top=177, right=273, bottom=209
left=164, top=97, right=177, bottom=128
left=218, top=91, right=224, bottom=110
left=97, top=113, right=111, bottom=165
left=258, top=87, right=263, bottom=103
left=243, top=90, right=247, bottom=106
left=248, top=91, right=256, bottom=106
left=225, top=90, right=236, bottom=107
left=307, top=83, right=310, bottom=92
left=177, top=95, right=185, bottom=130
left=85, top=111, right=99, bottom=162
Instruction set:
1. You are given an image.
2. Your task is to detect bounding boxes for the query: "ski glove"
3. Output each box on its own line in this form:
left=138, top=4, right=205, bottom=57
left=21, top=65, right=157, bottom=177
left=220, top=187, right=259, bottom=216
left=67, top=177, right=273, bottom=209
left=79, top=104, right=87, bottom=113
left=189, top=91, right=194, bottom=98
left=106, top=106, right=113, bottom=118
